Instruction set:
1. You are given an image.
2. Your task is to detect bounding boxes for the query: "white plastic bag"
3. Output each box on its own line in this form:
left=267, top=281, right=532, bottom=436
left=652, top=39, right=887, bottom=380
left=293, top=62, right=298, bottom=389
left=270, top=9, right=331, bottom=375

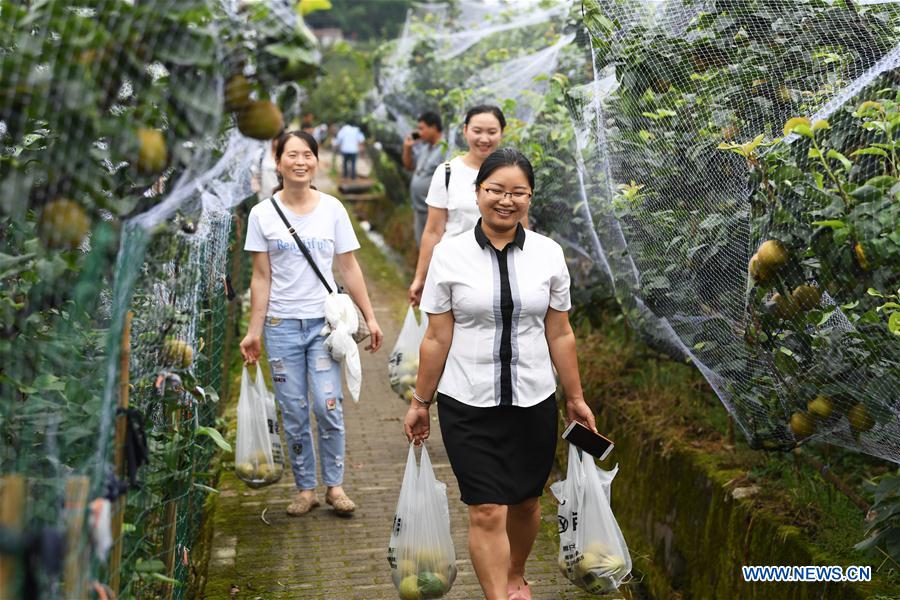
left=388, top=444, right=457, bottom=599
left=389, top=307, right=424, bottom=402
left=551, top=444, right=631, bottom=595
left=235, top=364, right=284, bottom=488
left=321, top=292, right=361, bottom=402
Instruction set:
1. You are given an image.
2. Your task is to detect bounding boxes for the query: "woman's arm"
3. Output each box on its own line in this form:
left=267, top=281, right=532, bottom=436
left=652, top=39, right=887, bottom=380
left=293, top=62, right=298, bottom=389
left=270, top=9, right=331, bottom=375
left=404, top=310, right=454, bottom=444
left=239, top=252, right=272, bottom=363
left=408, top=206, right=447, bottom=306
left=545, top=307, right=597, bottom=432
left=334, top=251, right=384, bottom=352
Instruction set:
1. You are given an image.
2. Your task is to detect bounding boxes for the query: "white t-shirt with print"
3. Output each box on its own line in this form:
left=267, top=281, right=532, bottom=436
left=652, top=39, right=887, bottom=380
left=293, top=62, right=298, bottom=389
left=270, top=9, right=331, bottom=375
left=244, top=192, right=360, bottom=319
left=424, top=155, right=480, bottom=238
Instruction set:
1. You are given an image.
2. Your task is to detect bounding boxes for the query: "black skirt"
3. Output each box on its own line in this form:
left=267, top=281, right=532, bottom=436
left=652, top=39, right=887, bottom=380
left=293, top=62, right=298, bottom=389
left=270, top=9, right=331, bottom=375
left=437, top=392, right=557, bottom=505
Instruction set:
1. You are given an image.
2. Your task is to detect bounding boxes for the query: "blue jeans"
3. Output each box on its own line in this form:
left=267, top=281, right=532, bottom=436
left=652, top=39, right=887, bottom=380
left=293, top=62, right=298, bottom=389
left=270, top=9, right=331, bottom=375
left=264, top=317, right=345, bottom=490
left=341, top=152, right=358, bottom=179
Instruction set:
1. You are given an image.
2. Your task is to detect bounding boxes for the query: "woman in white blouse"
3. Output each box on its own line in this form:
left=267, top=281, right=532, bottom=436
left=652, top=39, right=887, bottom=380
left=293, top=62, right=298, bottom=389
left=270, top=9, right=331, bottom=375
left=404, top=148, right=597, bottom=600
left=408, top=105, right=528, bottom=306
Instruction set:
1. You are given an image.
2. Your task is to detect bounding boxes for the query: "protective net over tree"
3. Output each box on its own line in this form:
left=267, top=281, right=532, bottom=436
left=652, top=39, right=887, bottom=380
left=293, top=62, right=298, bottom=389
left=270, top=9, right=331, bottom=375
left=369, top=0, right=900, bottom=464
left=0, top=0, right=319, bottom=596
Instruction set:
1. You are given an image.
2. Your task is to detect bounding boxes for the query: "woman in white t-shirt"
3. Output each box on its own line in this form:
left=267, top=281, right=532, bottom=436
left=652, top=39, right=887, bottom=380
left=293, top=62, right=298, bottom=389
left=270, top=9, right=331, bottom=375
left=408, top=105, right=528, bottom=306
left=240, top=131, right=383, bottom=517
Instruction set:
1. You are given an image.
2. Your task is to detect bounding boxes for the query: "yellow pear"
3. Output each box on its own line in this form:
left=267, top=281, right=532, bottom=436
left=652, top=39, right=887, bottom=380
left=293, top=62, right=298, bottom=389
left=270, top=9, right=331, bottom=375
left=756, top=240, right=789, bottom=272
left=237, top=101, right=284, bottom=140
left=39, top=199, right=90, bottom=249
left=137, top=128, right=167, bottom=174
left=789, top=412, right=815, bottom=439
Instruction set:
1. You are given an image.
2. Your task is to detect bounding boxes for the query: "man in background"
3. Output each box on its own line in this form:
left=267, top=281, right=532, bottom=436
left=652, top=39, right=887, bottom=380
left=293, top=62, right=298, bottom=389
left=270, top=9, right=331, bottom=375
left=401, top=111, right=446, bottom=246
left=333, top=122, right=366, bottom=180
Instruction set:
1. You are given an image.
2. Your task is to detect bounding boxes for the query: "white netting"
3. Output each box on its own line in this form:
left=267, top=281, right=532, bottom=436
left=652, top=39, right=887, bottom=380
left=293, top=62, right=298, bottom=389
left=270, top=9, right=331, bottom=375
left=369, top=0, right=900, bottom=463
left=0, top=0, right=320, bottom=595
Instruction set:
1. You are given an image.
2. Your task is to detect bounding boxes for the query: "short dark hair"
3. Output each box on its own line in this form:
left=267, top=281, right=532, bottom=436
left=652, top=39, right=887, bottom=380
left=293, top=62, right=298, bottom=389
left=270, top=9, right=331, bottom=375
left=464, top=105, right=506, bottom=130
left=474, top=147, right=535, bottom=190
left=417, top=111, right=442, bottom=132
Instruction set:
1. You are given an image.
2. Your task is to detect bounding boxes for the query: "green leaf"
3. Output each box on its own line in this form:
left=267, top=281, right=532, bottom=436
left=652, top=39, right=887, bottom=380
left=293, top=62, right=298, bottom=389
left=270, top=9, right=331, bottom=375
left=196, top=425, right=232, bottom=452
left=783, top=117, right=811, bottom=137
left=135, top=559, right=166, bottom=573
left=811, top=119, right=830, bottom=132
left=0, top=252, right=36, bottom=278
left=149, top=573, right=181, bottom=585
left=192, top=482, right=220, bottom=494
left=811, top=220, right=846, bottom=230
left=826, top=149, right=852, bottom=172
left=852, top=147, right=889, bottom=159
left=889, top=312, right=900, bottom=336
left=298, top=0, right=332, bottom=16
left=808, top=147, right=822, bottom=159
left=867, top=288, right=884, bottom=298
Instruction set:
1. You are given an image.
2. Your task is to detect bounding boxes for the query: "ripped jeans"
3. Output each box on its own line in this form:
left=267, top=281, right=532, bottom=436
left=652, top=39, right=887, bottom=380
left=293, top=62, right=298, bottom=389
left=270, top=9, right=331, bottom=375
left=264, top=317, right=345, bottom=490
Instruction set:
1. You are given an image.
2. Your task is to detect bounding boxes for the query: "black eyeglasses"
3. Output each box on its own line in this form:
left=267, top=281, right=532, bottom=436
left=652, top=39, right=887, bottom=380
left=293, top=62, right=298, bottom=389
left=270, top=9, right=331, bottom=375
left=479, top=186, right=532, bottom=203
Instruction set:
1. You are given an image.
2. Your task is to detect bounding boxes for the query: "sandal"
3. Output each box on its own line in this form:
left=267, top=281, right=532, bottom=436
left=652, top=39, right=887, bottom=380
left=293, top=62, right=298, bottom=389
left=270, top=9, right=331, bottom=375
left=508, top=578, right=532, bottom=600
left=286, top=494, right=320, bottom=516
left=326, top=492, right=356, bottom=515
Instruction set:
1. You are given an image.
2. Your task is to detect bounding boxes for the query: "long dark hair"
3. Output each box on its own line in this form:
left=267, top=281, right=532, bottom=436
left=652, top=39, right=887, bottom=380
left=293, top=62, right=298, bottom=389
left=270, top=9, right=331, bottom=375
left=464, top=104, right=507, bottom=130
left=474, top=147, right=535, bottom=190
left=273, top=130, right=318, bottom=193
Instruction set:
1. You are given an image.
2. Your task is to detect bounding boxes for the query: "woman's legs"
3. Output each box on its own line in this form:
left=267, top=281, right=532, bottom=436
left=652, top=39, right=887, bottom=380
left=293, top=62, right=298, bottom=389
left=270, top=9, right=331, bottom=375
left=305, top=331, right=351, bottom=505
left=264, top=319, right=316, bottom=501
left=506, top=497, right=541, bottom=589
left=468, top=503, right=510, bottom=600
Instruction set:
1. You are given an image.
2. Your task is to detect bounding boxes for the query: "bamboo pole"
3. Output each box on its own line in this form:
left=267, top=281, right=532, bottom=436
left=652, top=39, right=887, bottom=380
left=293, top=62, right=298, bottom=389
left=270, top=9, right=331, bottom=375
left=0, top=475, right=26, bottom=598
left=108, top=310, right=133, bottom=594
left=63, top=476, right=90, bottom=599
left=221, top=212, right=244, bottom=412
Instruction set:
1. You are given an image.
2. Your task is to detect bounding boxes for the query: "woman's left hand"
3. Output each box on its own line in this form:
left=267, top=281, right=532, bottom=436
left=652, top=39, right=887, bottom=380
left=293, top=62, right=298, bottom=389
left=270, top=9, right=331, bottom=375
left=364, top=318, right=383, bottom=353
left=566, top=398, right=597, bottom=433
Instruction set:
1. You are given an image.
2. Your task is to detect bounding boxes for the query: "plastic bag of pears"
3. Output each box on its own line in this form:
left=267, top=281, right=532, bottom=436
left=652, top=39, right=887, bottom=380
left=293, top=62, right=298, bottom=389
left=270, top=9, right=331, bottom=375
left=234, top=364, right=284, bottom=489
left=388, top=307, right=427, bottom=402
left=551, top=444, right=631, bottom=595
left=388, top=443, right=457, bottom=599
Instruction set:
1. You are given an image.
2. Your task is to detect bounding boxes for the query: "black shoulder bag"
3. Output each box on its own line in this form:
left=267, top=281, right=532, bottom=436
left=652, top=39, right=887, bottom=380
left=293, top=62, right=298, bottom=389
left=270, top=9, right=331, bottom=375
left=269, top=198, right=370, bottom=344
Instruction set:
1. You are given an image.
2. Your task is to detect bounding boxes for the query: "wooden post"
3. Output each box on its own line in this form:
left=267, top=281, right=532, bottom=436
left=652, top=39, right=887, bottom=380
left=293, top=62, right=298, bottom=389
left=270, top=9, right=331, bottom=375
left=161, top=406, right=182, bottom=600
left=63, top=476, right=90, bottom=599
left=108, top=310, right=133, bottom=594
left=0, top=475, right=26, bottom=598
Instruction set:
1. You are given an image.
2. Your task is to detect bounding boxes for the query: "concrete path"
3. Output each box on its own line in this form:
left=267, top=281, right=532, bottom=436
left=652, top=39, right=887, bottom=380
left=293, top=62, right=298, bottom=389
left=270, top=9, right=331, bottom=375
left=202, top=151, right=604, bottom=599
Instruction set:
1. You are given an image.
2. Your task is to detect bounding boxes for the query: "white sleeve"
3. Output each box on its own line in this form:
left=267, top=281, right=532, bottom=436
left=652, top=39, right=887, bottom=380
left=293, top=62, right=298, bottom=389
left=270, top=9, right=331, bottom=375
left=420, top=245, right=452, bottom=314
left=244, top=207, right=268, bottom=252
left=424, top=162, right=449, bottom=209
left=333, top=203, right=361, bottom=254
left=548, top=243, right=572, bottom=312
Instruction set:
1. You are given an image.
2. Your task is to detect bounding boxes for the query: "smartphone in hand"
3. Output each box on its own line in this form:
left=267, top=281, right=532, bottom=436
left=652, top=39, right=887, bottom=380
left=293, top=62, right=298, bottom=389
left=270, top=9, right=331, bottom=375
left=562, top=421, right=614, bottom=460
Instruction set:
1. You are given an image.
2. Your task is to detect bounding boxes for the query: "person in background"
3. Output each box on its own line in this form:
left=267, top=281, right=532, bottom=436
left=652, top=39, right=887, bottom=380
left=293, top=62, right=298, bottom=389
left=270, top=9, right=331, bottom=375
left=402, top=111, right=447, bottom=247
left=240, top=130, right=384, bottom=517
left=333, top=121, right=366, bottom=180
left=249, top=138, right=279, bottom=201
left=408, top=104, right=528, bottom=306
left=404, top=148, right=596, bottom=600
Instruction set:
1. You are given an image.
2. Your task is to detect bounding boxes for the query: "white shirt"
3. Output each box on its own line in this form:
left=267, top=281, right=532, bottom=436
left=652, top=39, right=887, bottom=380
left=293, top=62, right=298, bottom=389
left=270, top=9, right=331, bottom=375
left=424, top=156, right=479, bottom=238
left=244, top=192, right=360, bottom=319
left=250, top=147, right=278, bottom=201
left=334, top=124, right=364, bottom=154
left=420, top=221, right=572, bottom=408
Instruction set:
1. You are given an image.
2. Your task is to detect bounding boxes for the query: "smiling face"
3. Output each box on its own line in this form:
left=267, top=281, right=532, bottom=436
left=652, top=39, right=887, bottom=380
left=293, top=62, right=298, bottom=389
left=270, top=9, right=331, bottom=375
left=477, top=165, right=532, bottom=233
left=277, top=135, right=317, bottom=186
left=463, top=112, right=503, bottom=162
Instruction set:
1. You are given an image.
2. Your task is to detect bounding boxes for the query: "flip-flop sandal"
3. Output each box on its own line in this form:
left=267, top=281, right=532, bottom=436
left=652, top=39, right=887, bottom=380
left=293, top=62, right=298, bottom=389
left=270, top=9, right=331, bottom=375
left=326, top=493, right=356, bottom=515
left=286, top=495, right=320, bottom=516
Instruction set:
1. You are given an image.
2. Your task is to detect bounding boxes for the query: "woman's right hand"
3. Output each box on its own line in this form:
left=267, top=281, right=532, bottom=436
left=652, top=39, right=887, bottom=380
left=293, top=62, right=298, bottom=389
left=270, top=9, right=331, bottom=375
left=408, top=279, right=424, bottom=307
left=404, top=405, right=430, bottom=446
left=239, top=333, right=261, bottom=364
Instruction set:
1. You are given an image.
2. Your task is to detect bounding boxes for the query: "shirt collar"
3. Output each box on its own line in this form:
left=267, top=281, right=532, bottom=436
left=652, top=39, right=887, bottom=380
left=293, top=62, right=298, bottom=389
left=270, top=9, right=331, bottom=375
left=474, top=218, right=526, bottom=251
